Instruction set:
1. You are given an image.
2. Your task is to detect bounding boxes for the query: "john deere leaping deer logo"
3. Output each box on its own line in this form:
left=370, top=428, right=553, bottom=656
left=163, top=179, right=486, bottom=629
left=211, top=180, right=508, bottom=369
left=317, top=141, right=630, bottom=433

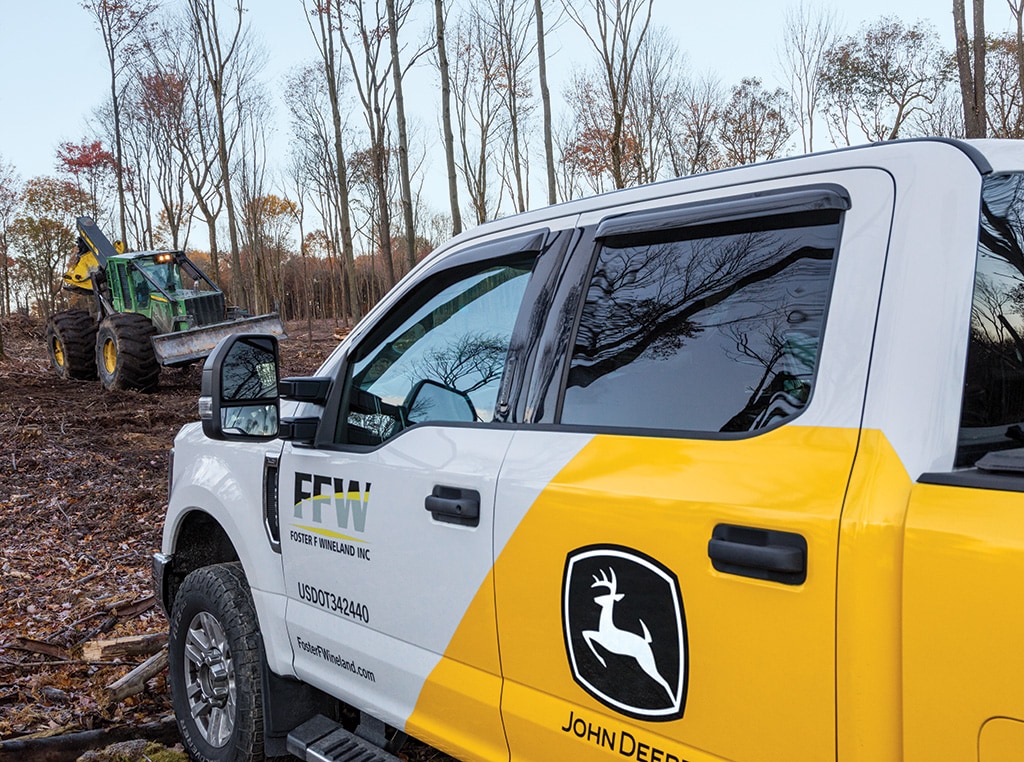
left=563, top=546, right=687, bottom=721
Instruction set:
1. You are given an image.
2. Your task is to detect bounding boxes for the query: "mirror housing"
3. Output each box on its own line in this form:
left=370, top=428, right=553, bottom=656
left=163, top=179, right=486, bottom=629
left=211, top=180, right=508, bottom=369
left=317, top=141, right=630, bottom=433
left=279, top=416, right=320, bottom=443
left=280, top=376, right=332, bottom=404
left=199, top=334, right=280, bottom=441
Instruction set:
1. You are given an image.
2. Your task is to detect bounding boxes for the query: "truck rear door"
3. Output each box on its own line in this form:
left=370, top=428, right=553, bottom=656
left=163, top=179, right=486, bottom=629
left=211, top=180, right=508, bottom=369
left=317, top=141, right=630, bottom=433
left=900, top=170, right=1024, bottom=761
left=487, top=169, right=895, bottom=761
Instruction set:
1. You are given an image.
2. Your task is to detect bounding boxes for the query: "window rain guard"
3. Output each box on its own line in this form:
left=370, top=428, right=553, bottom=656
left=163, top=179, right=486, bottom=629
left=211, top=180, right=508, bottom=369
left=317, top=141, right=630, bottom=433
left=595, top=185, right=851, bottom=242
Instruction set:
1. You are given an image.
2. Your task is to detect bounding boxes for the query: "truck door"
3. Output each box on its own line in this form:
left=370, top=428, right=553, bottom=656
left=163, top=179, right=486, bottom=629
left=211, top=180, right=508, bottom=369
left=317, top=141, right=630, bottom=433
left=900, top=170, right=1024, bottom=761
left=488, top=171, right=895, bottom=761
left=276, top=229, right=565, bottom=760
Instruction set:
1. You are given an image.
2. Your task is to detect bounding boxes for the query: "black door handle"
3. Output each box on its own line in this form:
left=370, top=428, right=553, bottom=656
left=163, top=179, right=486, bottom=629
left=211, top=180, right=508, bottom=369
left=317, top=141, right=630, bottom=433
left=425, top=486, right=480, bottom=527
left=708, top=524, right=807, bottom=585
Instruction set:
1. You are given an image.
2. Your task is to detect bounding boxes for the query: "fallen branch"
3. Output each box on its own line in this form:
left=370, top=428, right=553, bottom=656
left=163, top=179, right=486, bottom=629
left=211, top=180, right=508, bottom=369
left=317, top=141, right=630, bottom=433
left=82, top=632, right=165, bottom=662
left=108, top=595, right=156, bottom=619
left=72, top=615, right=117, bottom=648
left=4, top=638, right=69, bottom=661
left=0, top=715, right=179, bottom=762
left=104, top=647, right=168, bottom=705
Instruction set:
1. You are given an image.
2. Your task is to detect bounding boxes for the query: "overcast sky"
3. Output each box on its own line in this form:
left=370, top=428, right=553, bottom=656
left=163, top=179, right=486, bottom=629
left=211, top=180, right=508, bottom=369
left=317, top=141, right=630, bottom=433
left=0, top=1, right=1014, bottom=194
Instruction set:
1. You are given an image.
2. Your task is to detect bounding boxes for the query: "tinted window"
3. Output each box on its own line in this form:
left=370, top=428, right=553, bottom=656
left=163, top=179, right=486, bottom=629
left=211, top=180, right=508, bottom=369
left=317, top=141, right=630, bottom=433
left=336, top=260, right=534, bottom=445
left=958, top=173, right=1024, bottom=466
left=561, top=210, right=841, bottom=433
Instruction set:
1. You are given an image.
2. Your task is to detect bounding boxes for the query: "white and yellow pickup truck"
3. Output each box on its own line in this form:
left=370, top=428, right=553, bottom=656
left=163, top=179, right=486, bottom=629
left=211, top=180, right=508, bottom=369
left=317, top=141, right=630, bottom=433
left=154, top=138, right=1024, bottom=762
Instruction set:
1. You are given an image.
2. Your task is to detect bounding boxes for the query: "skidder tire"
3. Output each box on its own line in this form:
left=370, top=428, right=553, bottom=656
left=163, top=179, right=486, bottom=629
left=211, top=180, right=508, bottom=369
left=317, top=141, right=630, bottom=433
left=169, top=563, right=269, bottom=762
left=45, top=309, right=97, bottom=380
left=95, top=313, right=159, bottom=392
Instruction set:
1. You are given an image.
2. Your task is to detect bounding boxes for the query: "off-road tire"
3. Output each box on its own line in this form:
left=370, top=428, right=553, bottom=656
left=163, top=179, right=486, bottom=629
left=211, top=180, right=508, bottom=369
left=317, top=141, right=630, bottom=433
left=169, top=563, right=269, bottom=762
left=45, top=309, right=97, bottom=380
left=95, top=313, right=159, bottom=392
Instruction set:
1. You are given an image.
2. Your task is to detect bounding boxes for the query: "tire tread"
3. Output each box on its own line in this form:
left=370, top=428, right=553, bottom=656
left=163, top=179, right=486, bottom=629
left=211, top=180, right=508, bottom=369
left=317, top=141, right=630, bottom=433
left=169, top=562, right=270, bottom=762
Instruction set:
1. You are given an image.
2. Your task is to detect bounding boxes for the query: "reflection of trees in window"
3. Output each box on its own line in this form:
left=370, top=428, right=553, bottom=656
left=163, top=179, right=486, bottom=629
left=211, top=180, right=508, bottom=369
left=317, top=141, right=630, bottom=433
left=406, top=332, right=509, bottom=422
left=961, top=174, right=1024, bottom=437
left=342, top=261, right=533, bottom=444
left=411, top=332, right=509, bottom=395
left=564, top=213, right=837, bottom=433
left=719, top=310, right=819, bottom=431
left=569, top=222, right=834, bottom=389
left=223, top=341, right=276, bottom=400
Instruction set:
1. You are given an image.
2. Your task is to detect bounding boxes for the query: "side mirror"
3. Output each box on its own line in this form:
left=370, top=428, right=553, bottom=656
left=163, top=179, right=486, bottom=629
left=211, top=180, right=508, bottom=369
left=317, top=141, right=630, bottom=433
left=199, top=334, right=280, bottom=441
left=405, top=379, right=477, bottom=425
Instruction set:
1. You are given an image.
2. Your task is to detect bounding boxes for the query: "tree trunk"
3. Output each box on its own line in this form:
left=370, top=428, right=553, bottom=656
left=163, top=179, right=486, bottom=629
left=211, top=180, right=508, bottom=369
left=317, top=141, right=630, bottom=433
left=215, top=104, right=247, bottom=309
left=1013, top=3, right=1024, bottom=134
left=109, top=70, right=129, bottom=245
left=972, top=0, right=986, bottom=137
left=317, top=6, right=361, bottom=323
left=435, top=0, right=463, bottom=234
left=206, top=215, right=220, bottom=284
left=387, top=0, right=417, bottom=273
left=534, top=0, right=556, bottom=205
left=374, top=141, right=397, bottom=287
left=954, top=0, right=984, bottom=137
left=189, top=0, right=250, bottom=310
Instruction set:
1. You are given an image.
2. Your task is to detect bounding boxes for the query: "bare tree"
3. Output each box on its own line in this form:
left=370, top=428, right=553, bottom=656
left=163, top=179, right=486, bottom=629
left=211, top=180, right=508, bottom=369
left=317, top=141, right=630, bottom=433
left=186, top=0, right=263, bottom=310
left=386, top=0, right=420, bottom=272
left=984, top=34, right=1024, bottom=137
left=779, top=2, right=837, bottom=152
left=486, top=0, right=536, bottom=214
left=562, top=0, right=654, bottom=189
left=1010, top=1, right=1024, bottom=113
left=433, top=0, right=463, bottom=235
left=627, top=26, right=685, bottom=184
left=135, top=67, right=194, bottom=248
left=560, top=71, right=621, bottom=194
left=534, top=0, right=557, bottom=204
left=236, top=91, right=277, bottom=312
left=671, top=73, right=724, bottom=176
left=0, top=157, right=20, bottom=336
left=81, top=0, right=158, bottom=246
left=144, top=14, right=228, bottom=276
left=303, top=2, right=360, bottom=323
left=451, top=7, right=504, bottom=223
left=337, top=0, right=403, bottom=288
left=954, top=0, right=987, bottom=137
left=719, top=78, right=794, bottom=166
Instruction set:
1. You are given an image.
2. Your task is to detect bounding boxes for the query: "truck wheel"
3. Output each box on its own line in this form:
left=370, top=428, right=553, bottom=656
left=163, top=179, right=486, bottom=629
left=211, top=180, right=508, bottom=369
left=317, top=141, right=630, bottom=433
left=96, top=313, right=159, bottom=392
left=169, top=563, right=269, bottom=762
left=45, top=309, right=97, bottom=380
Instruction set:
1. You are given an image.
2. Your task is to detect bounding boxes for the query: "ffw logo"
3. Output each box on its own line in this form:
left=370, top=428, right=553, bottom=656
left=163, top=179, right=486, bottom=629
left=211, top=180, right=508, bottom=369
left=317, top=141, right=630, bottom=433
left=562, top=545, right=687, bottom=721
left=293, top=472, right=371, bottom=533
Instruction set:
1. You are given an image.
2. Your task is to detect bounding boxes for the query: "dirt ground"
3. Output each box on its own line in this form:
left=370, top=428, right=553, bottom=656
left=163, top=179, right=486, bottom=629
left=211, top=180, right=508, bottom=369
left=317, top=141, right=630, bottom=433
left=0, top=315, right=452, bottom=760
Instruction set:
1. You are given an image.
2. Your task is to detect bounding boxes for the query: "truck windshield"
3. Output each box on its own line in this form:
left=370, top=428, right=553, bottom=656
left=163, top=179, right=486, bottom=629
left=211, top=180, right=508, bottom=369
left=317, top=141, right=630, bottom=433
left=958, top=173, right=1024, bottom=466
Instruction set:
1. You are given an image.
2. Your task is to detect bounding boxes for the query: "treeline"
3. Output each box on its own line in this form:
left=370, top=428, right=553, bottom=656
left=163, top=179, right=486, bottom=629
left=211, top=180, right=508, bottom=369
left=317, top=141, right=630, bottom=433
left=0, top=0, right=1015, bottom=336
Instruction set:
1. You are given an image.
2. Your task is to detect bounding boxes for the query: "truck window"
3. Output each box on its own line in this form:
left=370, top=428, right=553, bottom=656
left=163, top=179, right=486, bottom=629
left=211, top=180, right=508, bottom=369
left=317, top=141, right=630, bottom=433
left=560, top=209, right=842, bottom=434
left=335, top=258, right=535, bottom=446
left=958, top=173, right=1024, bottom=466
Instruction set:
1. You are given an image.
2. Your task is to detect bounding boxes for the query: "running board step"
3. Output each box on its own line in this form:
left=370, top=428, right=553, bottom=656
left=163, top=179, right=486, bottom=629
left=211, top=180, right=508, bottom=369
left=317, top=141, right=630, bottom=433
left=287, top=715, right=402, bottom=762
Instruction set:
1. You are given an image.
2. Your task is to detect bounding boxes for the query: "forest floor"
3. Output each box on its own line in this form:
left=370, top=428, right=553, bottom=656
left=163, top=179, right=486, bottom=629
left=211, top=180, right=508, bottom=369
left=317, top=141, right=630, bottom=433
left=0, top=315, right=451, bottom=761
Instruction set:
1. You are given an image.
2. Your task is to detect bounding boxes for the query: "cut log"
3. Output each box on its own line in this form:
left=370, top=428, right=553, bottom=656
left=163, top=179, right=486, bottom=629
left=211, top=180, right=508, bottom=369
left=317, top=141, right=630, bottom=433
left=104, top=647, right=168, bottom=704
left=81, top=632, right=166, bottom=662
left=0, top=716, right=179, bottom=761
